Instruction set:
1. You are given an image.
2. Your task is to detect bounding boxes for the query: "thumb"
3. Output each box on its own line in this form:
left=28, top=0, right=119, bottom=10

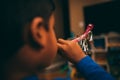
left=57, top=43, right=67, bottom=52
left=57, top=43, right=65, bottom=49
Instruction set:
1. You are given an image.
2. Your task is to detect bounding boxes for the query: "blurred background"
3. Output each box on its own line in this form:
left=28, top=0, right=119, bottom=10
left=38, top=0, right=120, bottom=80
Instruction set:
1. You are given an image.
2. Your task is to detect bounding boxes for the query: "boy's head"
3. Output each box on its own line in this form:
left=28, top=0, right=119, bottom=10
left=0, top=0, right=57, bottom=71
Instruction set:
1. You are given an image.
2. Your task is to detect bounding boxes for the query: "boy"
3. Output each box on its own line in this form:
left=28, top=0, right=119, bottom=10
left=0, top=0, right=114, bottom=80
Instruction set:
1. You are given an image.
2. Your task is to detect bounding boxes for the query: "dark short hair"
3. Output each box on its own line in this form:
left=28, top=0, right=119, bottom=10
left=0, top=0, right=55, bottom=62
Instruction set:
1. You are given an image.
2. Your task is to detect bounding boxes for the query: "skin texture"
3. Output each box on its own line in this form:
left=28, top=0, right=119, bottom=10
left=5, top=13, right=57, bottom=80
left=5, top=13, right=86, bottom=80
left=57, top=39, right=86, bottom=63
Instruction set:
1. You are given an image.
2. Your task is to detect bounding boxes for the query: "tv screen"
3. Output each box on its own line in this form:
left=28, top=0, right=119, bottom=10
left=84, top=1, right=120, bottom=35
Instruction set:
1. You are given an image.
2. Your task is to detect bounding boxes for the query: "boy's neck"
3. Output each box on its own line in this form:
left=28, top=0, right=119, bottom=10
left=6, top=70, right=29, bottom=80
left=4, top=59, right=32, bottom=80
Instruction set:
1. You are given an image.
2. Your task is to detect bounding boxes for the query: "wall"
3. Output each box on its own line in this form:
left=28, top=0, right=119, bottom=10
left=69, top=0, right=112, bottom=35
left=53, top=0, right=64, bottom=38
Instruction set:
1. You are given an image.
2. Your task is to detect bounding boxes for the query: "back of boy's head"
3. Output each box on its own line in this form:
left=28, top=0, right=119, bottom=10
left=0, top=0, right=55, bottom=69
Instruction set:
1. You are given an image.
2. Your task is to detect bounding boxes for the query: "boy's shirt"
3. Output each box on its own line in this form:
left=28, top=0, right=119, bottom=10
left=22, top=75, right=39, bottom=80
left=22, top=56, right=115, bottom=80
left=75, top=56, right=115, bottom=80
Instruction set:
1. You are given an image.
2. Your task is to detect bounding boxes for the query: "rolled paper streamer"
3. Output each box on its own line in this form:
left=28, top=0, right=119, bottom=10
left=72, top=24, right=94, bottom=42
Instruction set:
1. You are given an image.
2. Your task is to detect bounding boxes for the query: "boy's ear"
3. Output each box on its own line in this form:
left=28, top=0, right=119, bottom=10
left=30, top=17, right=47, bottom=47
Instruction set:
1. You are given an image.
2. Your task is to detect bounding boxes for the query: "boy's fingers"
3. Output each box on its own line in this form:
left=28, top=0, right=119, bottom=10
left=57, top=43, right=65, bottom=50
left=58, top=39, right=69, bottom=44
left=57, top=42, right=60, bottom=46
left=57, top=43, right=63, bottom=48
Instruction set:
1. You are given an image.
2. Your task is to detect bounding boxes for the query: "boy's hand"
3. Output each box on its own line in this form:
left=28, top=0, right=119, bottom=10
left=57, top=39, right=86, bottom=63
